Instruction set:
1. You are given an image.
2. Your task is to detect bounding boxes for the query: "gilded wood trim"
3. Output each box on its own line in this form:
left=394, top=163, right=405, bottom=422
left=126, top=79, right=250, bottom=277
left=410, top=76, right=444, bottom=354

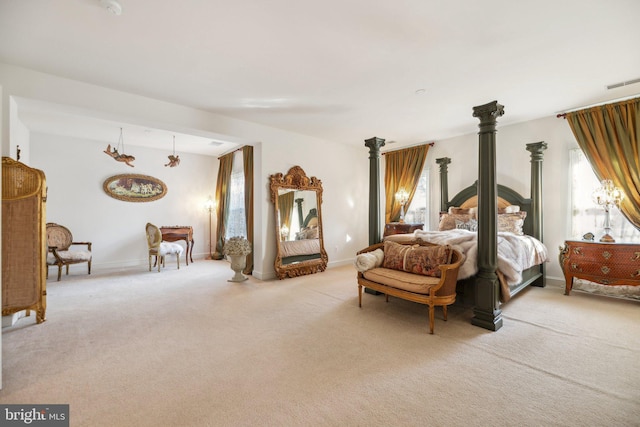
left=270, top=166, right=328, bottom=279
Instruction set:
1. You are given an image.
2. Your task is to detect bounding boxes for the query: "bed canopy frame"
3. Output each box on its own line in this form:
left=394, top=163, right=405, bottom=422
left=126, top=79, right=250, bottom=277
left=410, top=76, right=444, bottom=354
left=366, top=101, right=547, bottom=331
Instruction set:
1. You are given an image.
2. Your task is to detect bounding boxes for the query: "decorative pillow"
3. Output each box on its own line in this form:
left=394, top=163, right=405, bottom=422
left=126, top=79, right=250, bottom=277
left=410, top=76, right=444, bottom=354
left=438, top=213, right=474, bottom=231
left=448, top=206, right=478, bottom=217
left=383, top=240, right=451, bottom=277
left=404, top=244, right=451, bottom=277
left=497, top=211, right=527, bottom=235
left=455, top=218, right=478, bottom=232
left=296, top=226, right=319, bottom=240
left=498, top=205, right=521, bottom=214
left=448, top=206, right=470, bottom=214
left=382, top=240, right=415, bottom=270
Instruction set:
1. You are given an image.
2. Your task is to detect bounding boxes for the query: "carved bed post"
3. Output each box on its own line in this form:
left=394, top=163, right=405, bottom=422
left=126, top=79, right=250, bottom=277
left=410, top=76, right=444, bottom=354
left=527, top=141, right=547, bottom=287
left=472, top=100, right=504, bottom=332
left=526, top=142, right=547, bottom=241
left=295, top=198, right=304, bottom=229
left=436, top=157, right=451, bottom=213
left=365, top=137, right=386, bottom=245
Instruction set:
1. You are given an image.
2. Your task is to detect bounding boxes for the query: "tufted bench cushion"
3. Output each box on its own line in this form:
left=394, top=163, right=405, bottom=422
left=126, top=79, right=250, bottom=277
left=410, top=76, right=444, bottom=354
left=363, top=267, right=441, bottom=295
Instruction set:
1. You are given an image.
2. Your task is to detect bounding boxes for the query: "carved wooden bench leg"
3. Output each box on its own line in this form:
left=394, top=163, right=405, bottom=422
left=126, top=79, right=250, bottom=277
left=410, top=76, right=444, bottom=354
left=429, top=305, right=435, bottom=334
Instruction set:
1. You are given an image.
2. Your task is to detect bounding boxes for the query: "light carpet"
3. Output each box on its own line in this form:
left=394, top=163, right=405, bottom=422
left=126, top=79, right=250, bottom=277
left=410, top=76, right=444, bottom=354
left=1, top=261, right=639, bottom=426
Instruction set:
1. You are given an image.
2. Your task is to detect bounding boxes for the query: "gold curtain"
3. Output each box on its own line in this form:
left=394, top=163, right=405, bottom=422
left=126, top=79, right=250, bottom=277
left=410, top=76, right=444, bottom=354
left=242, top=146, right=254, bottom=274
left=278, top=191, right=295, bottom=239
left=384, top=145, right=429, bottom=223
left=566, top=97, right=640, bottom=230
left=213, top=152, right=234, bottom=259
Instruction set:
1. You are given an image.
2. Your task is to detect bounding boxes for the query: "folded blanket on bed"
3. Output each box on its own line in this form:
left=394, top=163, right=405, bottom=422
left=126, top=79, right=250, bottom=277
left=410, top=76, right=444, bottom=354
left=354, top=248, right=384, bottom=272
left=408, top=229, right=548, bottom=287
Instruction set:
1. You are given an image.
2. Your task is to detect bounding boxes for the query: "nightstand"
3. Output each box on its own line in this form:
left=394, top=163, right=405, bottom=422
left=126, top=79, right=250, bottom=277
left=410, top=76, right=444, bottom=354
left=559, top=240, right=640, bottom=295
left=383, top=222, right=423, bottom=237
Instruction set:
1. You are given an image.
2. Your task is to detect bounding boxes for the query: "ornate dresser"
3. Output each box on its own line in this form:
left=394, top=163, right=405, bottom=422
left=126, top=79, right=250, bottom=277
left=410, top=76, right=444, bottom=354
left=559, top=240, right=640, bottom=296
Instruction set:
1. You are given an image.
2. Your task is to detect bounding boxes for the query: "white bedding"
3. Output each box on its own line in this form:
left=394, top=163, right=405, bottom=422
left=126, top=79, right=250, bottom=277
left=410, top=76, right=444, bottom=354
left=388, top=229, right=548, bottom=288
left=280, top=238, right=320, bottom=258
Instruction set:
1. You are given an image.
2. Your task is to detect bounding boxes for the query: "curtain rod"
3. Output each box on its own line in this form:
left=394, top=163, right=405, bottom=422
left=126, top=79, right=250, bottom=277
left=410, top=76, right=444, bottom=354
left=556, top=94, right=640, bottom=119
left=381, top=141, right=435, bottom=155
left=218, top=145, right=244, bottom=159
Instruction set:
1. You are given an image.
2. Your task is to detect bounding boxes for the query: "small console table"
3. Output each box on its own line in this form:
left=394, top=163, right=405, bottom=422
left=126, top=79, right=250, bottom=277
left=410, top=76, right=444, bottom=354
left=559, top=240, right=640, bottom=295
left=160, top=226, right=194, bottom=265
left=384, top=222, right=424, bottom=237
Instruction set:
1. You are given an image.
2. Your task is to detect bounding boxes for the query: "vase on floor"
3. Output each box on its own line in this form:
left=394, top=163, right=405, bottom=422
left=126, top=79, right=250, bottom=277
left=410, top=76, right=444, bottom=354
left=227, top=254, right=248, bottom=282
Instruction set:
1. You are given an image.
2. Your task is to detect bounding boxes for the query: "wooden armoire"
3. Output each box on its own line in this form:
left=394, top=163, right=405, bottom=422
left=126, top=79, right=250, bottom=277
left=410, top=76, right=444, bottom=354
left=2, top=157, right=47, bottom=323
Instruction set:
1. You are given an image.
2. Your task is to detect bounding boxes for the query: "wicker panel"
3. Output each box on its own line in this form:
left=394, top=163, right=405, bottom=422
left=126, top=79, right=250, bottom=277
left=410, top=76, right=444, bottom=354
left=1, top=157, right=47, bottom=323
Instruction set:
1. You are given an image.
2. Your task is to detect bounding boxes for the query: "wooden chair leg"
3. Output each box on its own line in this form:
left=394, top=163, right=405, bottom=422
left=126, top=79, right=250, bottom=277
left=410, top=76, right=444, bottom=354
left=148, top=255, right=152, bottom=271
left=442, top=305, right=448, bottom=321
left=358, top=285, right=362, bottom=307
left=88, top=260, right=92, bottom=275
left=428, top=305, right=435, bottom=334
left=57, top=266, right=62, bottom=281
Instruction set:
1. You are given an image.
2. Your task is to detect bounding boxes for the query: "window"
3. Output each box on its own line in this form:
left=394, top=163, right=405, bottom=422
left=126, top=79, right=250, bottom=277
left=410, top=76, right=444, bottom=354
left=225, top=151, right=247, bottom=239
left=569, top=148, right=640, bottom=242
left=404, top=166, right=429, bottom=226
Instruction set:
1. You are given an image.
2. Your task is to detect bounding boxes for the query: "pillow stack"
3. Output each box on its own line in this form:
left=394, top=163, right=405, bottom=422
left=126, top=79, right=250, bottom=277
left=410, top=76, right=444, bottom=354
left=438, top=205, right=526, bottom=235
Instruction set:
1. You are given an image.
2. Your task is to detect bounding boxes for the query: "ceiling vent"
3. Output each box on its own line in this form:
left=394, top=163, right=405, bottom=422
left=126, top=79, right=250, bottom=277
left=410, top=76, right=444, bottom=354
left=606, top=77, right=640, bottom=90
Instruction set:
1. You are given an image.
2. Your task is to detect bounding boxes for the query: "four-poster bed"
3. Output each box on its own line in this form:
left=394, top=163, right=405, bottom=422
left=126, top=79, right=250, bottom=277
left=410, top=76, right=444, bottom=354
left=363, top=101, right=548, bottom=331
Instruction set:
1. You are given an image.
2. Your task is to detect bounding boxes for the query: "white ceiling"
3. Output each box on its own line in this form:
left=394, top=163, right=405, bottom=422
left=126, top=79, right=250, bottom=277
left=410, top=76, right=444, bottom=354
left=1, top=0, right=640, bottom=156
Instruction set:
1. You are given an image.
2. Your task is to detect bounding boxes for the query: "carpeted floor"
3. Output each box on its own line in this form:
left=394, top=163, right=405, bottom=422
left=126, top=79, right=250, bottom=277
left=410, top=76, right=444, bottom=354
left=1, top=261, right=639, bottom=426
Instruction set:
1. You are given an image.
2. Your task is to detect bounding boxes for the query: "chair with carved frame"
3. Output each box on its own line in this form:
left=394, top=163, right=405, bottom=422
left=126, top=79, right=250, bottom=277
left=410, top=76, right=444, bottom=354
left=46, top=223, right=92, bottom=281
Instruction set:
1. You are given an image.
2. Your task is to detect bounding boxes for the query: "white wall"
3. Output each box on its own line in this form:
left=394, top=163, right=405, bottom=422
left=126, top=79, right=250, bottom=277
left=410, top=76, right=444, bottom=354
left=30, top=133, right=218, bottom=269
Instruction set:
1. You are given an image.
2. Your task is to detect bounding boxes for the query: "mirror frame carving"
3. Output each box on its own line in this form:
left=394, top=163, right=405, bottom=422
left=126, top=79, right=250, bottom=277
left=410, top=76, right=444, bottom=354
left=270, top=166, right=328, bottom=279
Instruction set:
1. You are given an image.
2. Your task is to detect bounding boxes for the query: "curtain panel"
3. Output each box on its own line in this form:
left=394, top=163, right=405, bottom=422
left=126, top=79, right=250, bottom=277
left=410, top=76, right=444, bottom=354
left=213, top=152, right=234, bottom=259
left=566, top=97, right=640, bottom=230
left=242, top=146, right=254, bottom=274
left=384, top=145, right=429, bottom=223
left=278, top=191, right=295, bottom=239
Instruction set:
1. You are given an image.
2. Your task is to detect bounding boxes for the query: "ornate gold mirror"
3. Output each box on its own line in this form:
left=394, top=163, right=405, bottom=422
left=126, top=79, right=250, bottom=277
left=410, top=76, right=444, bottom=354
left=270, top=166, right=328, bottom=279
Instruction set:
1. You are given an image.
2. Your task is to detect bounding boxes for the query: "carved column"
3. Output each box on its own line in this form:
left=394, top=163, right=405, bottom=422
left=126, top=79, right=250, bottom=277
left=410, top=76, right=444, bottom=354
left=365, top=137, right=386, bottom=245
left=526, top=142, right=547, bottom=241
left=527, top=141, right=547, bottom=287
left=295, top=198, right=304, bottom=229
left=472, top=100, right=504, bottom=331
left=436, top=157, right=451, bottom=212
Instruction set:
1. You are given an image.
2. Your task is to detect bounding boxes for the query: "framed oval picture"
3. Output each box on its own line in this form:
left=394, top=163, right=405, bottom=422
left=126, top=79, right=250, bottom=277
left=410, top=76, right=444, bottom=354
left=103, top=174, right=167, bottom=202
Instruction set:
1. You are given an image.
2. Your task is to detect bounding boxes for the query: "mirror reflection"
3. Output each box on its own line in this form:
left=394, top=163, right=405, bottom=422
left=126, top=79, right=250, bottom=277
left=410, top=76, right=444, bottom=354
left=277, top=189, right=318, bottom=242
